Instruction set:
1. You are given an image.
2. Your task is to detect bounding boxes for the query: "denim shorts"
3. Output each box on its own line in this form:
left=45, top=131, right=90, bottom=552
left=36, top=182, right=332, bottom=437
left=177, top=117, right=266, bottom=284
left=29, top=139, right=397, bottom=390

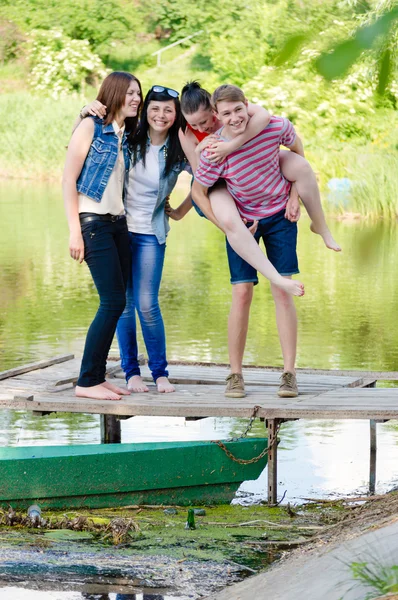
left=226, top=208, right=299, bottom=285
left=191, top=176, right=225, bottom=218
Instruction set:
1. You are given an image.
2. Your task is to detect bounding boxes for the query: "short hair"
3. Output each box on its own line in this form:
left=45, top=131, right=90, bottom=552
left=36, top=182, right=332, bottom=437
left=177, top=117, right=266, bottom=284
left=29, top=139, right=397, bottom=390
left=211, top=85, right=246, bottom=110
left=96, top=71, right=143, bottom=135
left=181, top=80, right=212, bottom=115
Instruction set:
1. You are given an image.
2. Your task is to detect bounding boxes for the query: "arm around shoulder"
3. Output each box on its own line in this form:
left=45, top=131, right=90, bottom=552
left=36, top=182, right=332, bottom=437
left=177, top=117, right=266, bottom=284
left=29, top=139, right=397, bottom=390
left=224, top=103, right=271, bottom=154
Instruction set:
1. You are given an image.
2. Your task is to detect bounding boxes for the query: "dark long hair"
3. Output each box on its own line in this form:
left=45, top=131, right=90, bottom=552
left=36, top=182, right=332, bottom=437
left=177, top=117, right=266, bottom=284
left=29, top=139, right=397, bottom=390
left=97, top=71, right=143, bottom=141
left=130, top=88, right=184, bottom=177
left=180, top=80, right=212, bottom=132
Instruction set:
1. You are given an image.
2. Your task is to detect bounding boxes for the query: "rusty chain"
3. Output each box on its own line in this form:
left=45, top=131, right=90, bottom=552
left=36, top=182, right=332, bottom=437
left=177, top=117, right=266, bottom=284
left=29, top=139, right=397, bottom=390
left=211, top=405, right=281, bottom=464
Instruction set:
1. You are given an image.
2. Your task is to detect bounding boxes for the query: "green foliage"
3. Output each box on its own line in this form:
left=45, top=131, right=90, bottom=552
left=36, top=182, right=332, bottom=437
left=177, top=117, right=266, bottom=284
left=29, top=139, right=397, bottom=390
left=244, top=59, right=385, bottom=142
left=26, top=29, right=107, bottom=97
left=0, top=91, right=84, bottom=179
left=243, top=3, right=397, bottom=144
left=350, top=561, right=398, bottom=598
left=316, top=4, right=398, bottom=89
left=0, top=0, right=145, bottom=54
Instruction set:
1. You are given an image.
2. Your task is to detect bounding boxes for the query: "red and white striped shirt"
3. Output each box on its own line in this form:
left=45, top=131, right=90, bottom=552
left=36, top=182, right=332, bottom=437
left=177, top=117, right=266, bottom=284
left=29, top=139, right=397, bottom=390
left=195, top=116, right=296, bottom=220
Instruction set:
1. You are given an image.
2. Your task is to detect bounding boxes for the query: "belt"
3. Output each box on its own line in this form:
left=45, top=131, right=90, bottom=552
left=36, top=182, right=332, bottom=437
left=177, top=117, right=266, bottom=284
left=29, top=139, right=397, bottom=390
left=79, top=213, right=126, bottom=224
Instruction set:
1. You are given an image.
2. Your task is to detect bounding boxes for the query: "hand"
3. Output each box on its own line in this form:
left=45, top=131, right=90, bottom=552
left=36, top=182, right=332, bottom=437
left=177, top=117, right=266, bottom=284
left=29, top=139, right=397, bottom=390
left=195, top=135, right=220, bottom=155
left=69, top=231, right=85, bottom=263
left=243, top=218, right=258, bottom=235
left=207, top=140, right=233, bottom=164
left=285, top=185, right=301, bottom=222
left=81, top=100, right=106, bottom=119
left=165, top=199, right=180, bottom=221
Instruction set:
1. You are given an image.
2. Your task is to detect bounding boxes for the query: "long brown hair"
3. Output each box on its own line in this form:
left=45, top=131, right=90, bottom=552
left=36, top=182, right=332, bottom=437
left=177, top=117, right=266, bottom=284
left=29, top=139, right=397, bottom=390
left=97, top=71, right=143, bottom=136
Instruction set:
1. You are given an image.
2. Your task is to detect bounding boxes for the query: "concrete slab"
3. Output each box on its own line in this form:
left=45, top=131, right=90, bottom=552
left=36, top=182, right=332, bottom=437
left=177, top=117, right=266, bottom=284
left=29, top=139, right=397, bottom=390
left=210, top=519, right=398, bottom=600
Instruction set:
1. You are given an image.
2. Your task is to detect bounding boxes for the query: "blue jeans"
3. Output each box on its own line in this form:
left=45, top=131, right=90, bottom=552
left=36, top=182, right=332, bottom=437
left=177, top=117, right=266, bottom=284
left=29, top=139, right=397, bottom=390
left=116, top=233, right=168, bottom=383
left=78, top=217, right=130, bottom=387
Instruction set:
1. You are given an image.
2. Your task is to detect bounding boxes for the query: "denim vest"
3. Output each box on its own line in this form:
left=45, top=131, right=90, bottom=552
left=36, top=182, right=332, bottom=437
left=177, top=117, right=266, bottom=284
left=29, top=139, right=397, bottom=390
left=77, top=117, right=130, bottom=203
left=126, top=138, right=189, bottom=244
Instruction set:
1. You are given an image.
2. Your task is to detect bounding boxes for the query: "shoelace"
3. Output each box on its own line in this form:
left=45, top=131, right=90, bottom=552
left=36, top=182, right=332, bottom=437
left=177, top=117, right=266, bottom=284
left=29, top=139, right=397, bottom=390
left=227, top=374, right=243, bottom=389
left=281, top=372, right=294, bottom=385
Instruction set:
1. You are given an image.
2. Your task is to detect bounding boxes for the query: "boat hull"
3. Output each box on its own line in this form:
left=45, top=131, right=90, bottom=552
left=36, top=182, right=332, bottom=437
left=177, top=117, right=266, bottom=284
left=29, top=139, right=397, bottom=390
left=0, top=438, right=268, bottom=509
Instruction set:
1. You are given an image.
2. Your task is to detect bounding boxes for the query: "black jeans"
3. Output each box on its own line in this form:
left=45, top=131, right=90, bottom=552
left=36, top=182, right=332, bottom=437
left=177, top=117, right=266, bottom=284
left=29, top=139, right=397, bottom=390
left=77, top=217, right=130, bottom=387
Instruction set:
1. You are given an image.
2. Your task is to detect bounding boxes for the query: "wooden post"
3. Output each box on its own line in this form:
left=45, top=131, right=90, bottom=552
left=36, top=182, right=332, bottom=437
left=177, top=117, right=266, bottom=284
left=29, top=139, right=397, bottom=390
left=100, top=415, right=121, bottom=444
left=364, top=380, right=377, bottom=495
left=267, top=419, right=278, bottom=505
left=369, top=419, right=377, bottom=495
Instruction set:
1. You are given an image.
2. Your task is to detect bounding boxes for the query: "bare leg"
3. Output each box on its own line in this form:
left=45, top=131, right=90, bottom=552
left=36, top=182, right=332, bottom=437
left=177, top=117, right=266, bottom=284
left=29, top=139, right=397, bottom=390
left=209, top=187, right=305, bottom=297
left=156, top=376, right=175, bottom=393
left=271, top=278, right=297, bottom=373
left=229, top=283, right=253, bottom=374
left=75, top=383, right=121, bottom=401
left=279, top=151, right=341, bottom=252
left=127, top=375, right=149, bottom=393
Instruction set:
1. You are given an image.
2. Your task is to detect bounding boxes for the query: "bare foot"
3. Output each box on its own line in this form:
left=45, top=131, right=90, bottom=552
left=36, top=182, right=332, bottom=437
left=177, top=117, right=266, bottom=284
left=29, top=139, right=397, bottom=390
left=156, top=377, right=175, bottom=393
left=102, top=380, right=130, bottom=395
left=310, top=223, right=341, bottom=252
left=127, top=375, right=149, bottom=393
left=75, top=384, right=121, bottom=401
left=277, top=278, right=305, bottom=297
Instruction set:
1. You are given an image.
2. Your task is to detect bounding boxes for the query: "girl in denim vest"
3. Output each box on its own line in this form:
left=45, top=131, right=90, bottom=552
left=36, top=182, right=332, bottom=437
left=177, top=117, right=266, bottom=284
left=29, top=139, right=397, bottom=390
left=83, top=86, right=191, bottom=393
left=63, top=71, right=143, bottom=401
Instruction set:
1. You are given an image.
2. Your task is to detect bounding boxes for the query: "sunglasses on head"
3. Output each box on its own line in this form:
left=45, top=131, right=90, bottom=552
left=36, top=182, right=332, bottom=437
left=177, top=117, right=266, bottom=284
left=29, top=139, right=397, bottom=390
left=150, top=85, right=179, bottom=98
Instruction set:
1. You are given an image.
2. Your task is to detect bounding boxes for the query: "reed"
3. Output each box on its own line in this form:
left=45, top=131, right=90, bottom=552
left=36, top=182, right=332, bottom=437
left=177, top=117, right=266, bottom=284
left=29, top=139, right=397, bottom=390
left=0, top=92, right=83, bottom=180
left=307, top=148, right=398, bottom=220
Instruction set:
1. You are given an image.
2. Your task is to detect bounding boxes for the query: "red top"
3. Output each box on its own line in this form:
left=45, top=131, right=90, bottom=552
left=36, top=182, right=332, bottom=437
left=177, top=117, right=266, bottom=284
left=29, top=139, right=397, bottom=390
left=187, top=123, right=208, bottom=142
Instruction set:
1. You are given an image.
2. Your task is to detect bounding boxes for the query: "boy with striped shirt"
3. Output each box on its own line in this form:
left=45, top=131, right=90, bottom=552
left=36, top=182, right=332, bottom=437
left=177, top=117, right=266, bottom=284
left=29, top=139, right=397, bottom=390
left=192, top=84, right=305, bottom=398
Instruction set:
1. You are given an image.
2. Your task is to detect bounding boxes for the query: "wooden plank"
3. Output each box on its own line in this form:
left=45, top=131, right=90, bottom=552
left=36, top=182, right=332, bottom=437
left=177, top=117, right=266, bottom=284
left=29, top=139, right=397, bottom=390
left=0, top=355, right=74, bottom=381
left=167, top=361, right=398, bottom=380
left=54, top=360, right=122, bottom=386
left=137, top=365, right=364, bottom=388
left=1, top=385, right=398, bottom=420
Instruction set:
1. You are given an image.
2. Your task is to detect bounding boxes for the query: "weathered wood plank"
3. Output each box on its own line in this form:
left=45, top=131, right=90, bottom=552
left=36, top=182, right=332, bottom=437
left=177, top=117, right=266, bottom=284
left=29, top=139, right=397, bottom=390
left=0, top=355, right=74, bottom=381
left=1, top=385, right=397, bottom=420
left=167, top=361, right=398, bottom=380
left=134, top=365, right=364, bottom=388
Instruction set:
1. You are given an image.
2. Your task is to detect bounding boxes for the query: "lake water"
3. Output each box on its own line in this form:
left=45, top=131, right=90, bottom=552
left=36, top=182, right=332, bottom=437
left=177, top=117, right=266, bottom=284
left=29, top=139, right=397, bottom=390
left=1, top=178, right=398, bottom=505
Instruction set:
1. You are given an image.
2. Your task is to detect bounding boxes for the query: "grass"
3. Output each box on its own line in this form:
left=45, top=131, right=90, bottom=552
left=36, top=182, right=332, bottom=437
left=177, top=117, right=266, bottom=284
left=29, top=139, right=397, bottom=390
left=305, top=145, right=398, bottom=220
left=350, top=561, right=398, bottom=599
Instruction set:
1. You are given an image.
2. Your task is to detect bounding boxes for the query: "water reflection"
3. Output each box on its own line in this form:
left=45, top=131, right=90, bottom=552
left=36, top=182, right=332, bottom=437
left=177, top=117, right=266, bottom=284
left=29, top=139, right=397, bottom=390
left=2, top=180, right=398, bottom=371
left=1, top=181, right=398, bottom=500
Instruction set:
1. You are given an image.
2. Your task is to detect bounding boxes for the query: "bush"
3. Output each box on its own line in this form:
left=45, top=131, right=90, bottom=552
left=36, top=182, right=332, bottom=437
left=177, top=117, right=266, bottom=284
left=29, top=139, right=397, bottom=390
left=0, top=20, right=24, bottom=63
left=26, top=29, right=107, bottom=98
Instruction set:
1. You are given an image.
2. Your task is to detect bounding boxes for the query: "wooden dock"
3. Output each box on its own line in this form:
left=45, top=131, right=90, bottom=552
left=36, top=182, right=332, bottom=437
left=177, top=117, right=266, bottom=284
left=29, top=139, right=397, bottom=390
left=0, top=354, right=397, bottom=504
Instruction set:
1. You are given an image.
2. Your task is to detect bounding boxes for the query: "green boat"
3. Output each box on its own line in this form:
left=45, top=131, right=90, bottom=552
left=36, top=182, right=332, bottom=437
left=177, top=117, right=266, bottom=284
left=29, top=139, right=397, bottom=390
left=0, top=438, right=268, bottom=509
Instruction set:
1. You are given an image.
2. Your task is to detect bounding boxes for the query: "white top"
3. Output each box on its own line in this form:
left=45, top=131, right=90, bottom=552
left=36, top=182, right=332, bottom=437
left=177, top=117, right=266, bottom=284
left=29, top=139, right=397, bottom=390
left=78, top=121, right=126, bottom=216
left=125, top=143, right=160, bottom=234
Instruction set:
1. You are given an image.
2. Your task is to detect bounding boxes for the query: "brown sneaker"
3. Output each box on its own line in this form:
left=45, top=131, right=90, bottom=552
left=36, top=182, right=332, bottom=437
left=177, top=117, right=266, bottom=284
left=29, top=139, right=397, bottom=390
left=225, top=373, right=246, bottom=398
left=278, top=371, right=298, bottom=398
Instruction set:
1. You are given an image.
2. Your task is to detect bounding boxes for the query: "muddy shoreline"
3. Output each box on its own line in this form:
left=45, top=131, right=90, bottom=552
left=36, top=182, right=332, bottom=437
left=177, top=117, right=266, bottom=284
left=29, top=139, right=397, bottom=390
left=3, top=495, right=396, bottom=598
